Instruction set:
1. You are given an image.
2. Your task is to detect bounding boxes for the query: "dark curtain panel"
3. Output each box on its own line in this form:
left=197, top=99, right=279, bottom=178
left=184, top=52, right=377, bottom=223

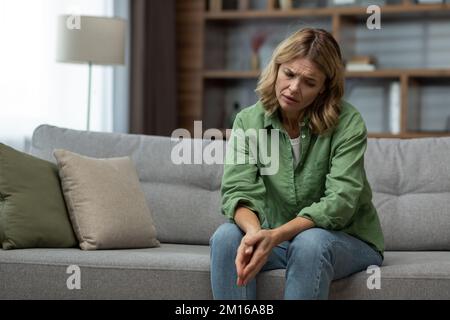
left=129, top=0, right=176, bottom=136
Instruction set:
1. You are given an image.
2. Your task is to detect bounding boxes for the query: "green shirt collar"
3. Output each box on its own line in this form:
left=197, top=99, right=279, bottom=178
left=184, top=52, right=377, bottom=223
left=263, top=107, right=310, bottom=130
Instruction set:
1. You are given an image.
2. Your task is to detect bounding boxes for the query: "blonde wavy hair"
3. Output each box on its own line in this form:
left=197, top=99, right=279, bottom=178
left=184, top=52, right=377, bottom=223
left=256, top=28, right=345, bottom=135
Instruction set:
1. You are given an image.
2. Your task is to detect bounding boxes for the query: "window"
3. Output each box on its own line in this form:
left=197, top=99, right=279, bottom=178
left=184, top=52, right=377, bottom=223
left=0, top=0, right=115, bottom=151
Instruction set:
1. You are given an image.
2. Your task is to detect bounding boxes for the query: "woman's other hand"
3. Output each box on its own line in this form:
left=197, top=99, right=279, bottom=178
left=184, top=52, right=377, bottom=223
left=236, top=229, right=277, bottom=286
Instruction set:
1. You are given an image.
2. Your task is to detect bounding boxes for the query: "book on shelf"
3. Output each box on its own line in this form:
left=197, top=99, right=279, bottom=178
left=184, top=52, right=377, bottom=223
left=359, top=0, right=386, bottom=6
left=346, top=63, right=376, bottom=71
left=238, top=0, right=250, bottom=10
left=208, top=0, right=222, bottom=12
left=345, top=55, right=377, bottom=72
left=292, top=0, right=325, bottom=9
left=415, top=0, right=444, bottom=4
left=330, top=0, right=356, bottom=6
left=222, top=0, right=239, bottom=10
left=348, top=55, right=376, bottom=64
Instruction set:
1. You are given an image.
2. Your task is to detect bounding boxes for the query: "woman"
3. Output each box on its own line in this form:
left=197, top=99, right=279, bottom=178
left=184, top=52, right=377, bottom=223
left=210, top=28, right=384, bottom=300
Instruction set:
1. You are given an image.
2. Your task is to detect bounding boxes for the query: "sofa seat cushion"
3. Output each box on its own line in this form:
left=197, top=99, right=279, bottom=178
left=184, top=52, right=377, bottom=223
left=1, top=247, right=450, bottom=299
left=0, top=244, right=212, bottom=299
left=259, top=251, right=450, bottom=300
left=328, top=251, right=450, bottom=300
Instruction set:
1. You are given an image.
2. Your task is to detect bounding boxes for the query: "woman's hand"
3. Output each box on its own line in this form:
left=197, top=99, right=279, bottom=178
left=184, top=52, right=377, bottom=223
left=235, top=229, right=277, bottom=286
left=235, top=231, right=256, bottom=287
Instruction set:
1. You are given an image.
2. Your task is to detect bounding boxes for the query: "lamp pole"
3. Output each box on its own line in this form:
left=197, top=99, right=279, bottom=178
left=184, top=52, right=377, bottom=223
left=87, top=61, right=92, bottom=131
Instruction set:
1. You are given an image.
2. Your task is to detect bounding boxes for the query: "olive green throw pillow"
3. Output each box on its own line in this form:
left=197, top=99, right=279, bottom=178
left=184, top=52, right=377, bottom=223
left=0, top=143, right=77, bottom=249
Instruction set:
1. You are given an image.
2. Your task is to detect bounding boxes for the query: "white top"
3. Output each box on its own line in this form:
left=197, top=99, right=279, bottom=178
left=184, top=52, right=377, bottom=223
left=289, top=136, right=301, bottom=169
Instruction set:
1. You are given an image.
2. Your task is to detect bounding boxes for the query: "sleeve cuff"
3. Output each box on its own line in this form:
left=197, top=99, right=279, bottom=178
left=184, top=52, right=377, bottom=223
left=297, top=208, right=332, bottom=230
left=222, top=198, right=261, bottom=221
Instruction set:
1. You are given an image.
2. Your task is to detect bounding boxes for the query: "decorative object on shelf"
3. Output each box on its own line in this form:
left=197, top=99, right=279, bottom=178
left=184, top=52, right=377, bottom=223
left=238, top=0, right=250, bottom=10
left=56, top=15, right=125, bottom=131
left=209, top=0, right=223, bottom=12
left=389, top=81, right=401, bottom=134
left=279, top=0, right=293, bottom=10
left=260, top=41, right=275, bottom=71
left=346, top=55, right=377, bottom=72
left=250, top=31, right=268, bottom=70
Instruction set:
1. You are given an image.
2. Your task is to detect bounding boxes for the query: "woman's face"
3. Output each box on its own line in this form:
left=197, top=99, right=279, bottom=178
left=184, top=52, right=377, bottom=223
left=275, top=57, right=326, bottom=117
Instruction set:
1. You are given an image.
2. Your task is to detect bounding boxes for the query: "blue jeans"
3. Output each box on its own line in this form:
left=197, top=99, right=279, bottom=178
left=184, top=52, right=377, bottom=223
left=210, top=223, right=383, bottom=300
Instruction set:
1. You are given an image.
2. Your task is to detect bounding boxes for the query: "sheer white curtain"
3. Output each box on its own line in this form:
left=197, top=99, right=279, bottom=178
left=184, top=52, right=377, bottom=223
left=0, top=0, right=114, bottom=151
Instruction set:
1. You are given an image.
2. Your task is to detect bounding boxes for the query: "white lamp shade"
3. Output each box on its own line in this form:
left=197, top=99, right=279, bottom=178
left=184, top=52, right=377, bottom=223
left=56, top=15, right=125, bottom=65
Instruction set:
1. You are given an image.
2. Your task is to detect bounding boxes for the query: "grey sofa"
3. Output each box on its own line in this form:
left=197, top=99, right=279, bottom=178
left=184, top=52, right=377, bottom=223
left=1, top=124, right=450, bottom=299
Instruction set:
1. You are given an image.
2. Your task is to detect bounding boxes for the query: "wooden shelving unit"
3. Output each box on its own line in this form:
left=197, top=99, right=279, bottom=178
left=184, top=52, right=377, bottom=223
left=204, top=3, right=450, bottom=20
left=203, top=70, right=261, bottom=79
left=176, top=0, right=450, bottom=139
left=369, top=132, right=450, bottom=139
left=204, top=68, right=450, bottom=79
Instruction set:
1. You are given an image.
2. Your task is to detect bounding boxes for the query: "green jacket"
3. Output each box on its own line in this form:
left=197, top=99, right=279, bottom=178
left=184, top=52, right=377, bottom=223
left=221, top=100, right=384, bottom=255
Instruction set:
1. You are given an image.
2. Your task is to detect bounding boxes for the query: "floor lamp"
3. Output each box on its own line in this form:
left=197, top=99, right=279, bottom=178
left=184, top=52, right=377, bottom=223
left=56, top=15, right=125, bottom=131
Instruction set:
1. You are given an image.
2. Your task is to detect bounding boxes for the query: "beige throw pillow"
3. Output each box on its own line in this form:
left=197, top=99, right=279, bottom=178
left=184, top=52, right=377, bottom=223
left=53, top=149, right=160, bottom=250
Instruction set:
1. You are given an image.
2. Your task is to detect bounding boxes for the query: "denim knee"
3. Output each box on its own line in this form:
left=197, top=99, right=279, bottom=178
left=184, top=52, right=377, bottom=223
left=287, top=228, right=334, bottom=262
left=210, top=222, right=243, bottom=250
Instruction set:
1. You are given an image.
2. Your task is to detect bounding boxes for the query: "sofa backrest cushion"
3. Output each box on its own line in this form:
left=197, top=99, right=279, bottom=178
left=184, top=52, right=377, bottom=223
left=30, top=125, right=450, bottom=250
left=365, top=138, right=450, bottom=250
left=30, top=125, right=227, bottom=245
